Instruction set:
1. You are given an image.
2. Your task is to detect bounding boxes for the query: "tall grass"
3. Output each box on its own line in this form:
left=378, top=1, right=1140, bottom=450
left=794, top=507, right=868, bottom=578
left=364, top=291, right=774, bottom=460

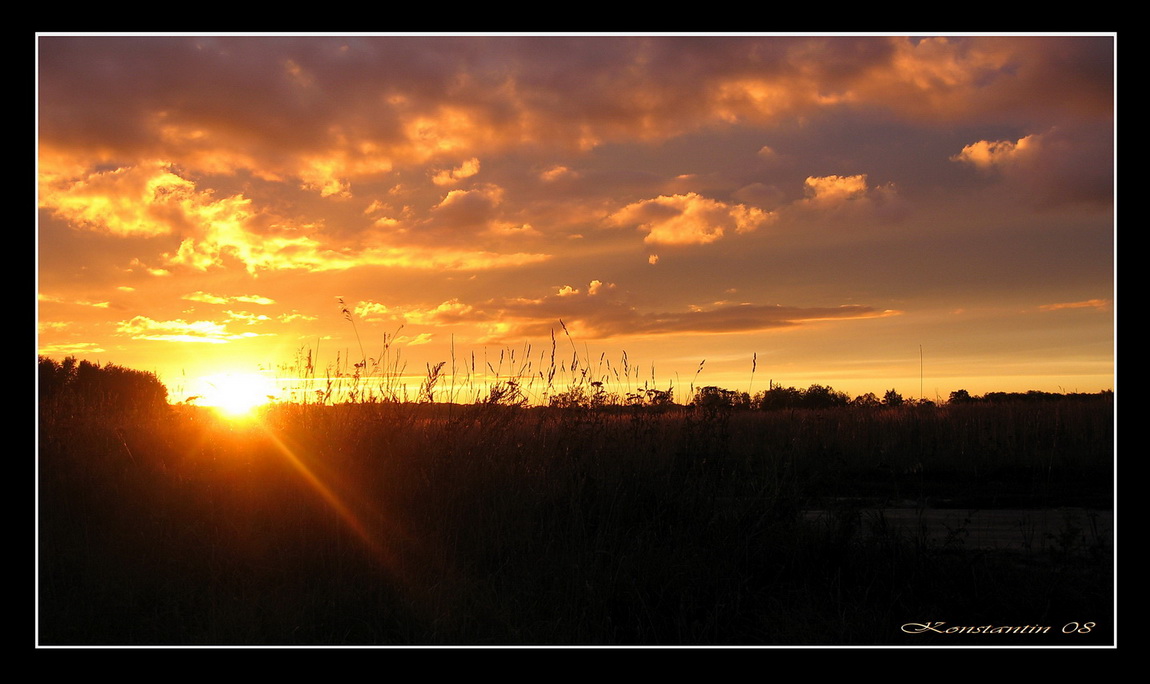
left=268, top=325, right=696, bottom=410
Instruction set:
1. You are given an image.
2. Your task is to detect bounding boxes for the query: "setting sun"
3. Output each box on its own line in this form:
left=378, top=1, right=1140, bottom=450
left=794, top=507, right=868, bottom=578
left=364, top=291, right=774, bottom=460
left=188, top=372, right=278, bottom=417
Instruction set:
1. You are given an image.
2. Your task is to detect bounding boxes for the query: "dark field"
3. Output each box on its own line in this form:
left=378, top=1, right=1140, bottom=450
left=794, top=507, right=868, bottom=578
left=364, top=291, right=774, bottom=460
left=38, top=395, right=1114, bottom=646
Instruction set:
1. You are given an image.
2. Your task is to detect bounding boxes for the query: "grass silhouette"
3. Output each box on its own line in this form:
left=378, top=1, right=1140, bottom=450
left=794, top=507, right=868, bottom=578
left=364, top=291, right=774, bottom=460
left=37, top=354, right=1113, bottom=646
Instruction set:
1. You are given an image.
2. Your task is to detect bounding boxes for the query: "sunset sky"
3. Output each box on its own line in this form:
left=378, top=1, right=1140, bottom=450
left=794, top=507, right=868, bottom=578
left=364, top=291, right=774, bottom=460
left=36, top=34, right=1115, bottom=404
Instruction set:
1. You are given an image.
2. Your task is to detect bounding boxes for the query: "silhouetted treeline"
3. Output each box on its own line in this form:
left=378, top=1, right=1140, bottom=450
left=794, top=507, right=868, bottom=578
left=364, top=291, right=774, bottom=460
left=685, top=384, right=877, bottom=410
left=686, top=384, right=1112, bottom=411
left=38, top=356, right=168, bottom=414
left=946, top=388, right=1114, bottom=405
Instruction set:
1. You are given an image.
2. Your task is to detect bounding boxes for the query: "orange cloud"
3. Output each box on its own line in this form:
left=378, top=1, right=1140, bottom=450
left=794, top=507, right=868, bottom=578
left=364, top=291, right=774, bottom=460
left=712, top=75, right=850, bottom=124
left=360, top=245, right=551, bottom=271
left=430, top=185, right=504, bottom=226
left=540, top=165, right=577, bottom=182
left=39, top=161, right=198, bottom=237
left=432, top=157, right=481, bottom=185
left=116, top=315, right=270, bottom=344
left=37, top=293, right=110, bottom=309
left=38, top=341, right=107, bottom=356
left=369, top=298, right=493, bottom=327
left=951, top=127, right=1111, bottom=206
left=183, top=291, right=276, bottom=305
left=38, top=321, right=71, bottom=333
left=278, top=311, right=318, bottom=323
left=225, top=310, right=271, bottom=324
left=182, top=291, right=230, bottom=304
left=33, top=163, right=551, bottom=275
left=864, top=37, right=1018, bottom=118
left=803, top=174, right=869, bottom=203
left=951, top=134, right=1039, bottom=170
left=607, top=193, right=773, bottom=245
left=793, top=174, right=901, bottom=216
left=399, top=106, right=493, bottom=161
left=1038, top=299, right=1110, bottom=312
left=36, top=161, right=355, bottom=275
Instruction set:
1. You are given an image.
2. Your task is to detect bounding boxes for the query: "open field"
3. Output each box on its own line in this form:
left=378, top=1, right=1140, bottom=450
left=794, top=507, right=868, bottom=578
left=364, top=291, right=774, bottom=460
left=38, top=392, right=1114, bottom=646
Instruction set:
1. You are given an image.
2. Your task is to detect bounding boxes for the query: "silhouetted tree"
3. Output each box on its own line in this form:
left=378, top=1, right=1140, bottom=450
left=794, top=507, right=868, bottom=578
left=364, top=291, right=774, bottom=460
left=754, top=385, right=803, bottom=410
left=692, top=386, right=750, bottom=410
left=38, top=356, right=168, bottom=414
left=948, top=389, right=974, bottom=404
left=753, top=384, right=849, bottom=410
left=800, top=384, right=850, bottom=410
left=38, top=355, right=77, bottom=400
left=883, top=389, right=904, bottom=407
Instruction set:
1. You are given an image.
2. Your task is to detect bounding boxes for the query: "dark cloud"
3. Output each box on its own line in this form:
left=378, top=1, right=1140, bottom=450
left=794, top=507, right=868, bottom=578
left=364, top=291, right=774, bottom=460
left=40, top=36, right=1112, bottom=176
left=564, top=302, right=897, bottom=339
left=421, top=284, right=898, bottom=341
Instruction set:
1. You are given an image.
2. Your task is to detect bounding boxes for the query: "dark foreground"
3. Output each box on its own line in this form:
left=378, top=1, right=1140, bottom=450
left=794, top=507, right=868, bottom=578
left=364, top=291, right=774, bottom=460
left=38, top=398, right=1114, bottom=646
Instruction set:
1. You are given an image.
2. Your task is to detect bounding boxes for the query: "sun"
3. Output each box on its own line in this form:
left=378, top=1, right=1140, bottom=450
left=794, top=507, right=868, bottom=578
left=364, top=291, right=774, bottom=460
left=188, top=372, right=279, bottom=417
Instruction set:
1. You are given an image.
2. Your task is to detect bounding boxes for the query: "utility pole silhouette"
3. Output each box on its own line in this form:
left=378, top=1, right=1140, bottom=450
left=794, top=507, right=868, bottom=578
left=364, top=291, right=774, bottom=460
left=919, top=345, right=924, bottom=401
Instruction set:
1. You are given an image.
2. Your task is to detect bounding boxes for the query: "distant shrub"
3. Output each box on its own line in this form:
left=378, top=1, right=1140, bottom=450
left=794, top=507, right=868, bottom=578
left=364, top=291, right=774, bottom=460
left=754, top=385, right=803, bottom=410
left=691, top=386, right=751, bottom=410
left=38, top=356, right=168, bottom=414
left=851, top=392, right=882, bottom=408
left=948, top=389, right=974, bottom=404
left=754, top=384, right=849, bottom=410
left=801, top=384, right=850, bottom=410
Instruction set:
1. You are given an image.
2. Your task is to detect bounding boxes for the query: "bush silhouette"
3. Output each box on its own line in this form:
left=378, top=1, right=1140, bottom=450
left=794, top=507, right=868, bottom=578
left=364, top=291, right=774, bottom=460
left=39, top=356, right=168, bottom=414
left=753, top=384, right=849, bottom=410
left=754, top=385, right=803, bottom=410
left=800, top=384, right=850, bottom=410
left=948, top=389, right=973, bottom=404
left=692, top=386, right=751, bottom=410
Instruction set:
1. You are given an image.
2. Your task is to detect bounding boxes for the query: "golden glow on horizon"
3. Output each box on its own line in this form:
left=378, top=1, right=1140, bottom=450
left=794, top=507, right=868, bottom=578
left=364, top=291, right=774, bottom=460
left=188, top=372, right=278, bottom=418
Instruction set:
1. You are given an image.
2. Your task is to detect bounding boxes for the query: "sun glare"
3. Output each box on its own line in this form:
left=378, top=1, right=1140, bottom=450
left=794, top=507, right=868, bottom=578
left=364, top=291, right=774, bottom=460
left=190, top=372, right=278, bottom=417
